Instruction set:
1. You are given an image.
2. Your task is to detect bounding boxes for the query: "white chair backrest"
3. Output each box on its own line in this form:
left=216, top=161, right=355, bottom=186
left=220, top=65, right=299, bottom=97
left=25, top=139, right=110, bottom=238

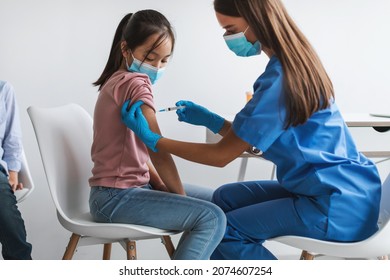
left=28, top=104, right=93, bottom=219
left=379, top=173, right=390, bottom=225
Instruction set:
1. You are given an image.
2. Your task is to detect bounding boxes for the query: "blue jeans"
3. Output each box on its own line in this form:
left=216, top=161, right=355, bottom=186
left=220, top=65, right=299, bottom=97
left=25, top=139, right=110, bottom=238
left=0, top=166, right=32, bottom=260
left=89, top=184, right=226, bottom=260
left=211, top=181, right=328, bottom=260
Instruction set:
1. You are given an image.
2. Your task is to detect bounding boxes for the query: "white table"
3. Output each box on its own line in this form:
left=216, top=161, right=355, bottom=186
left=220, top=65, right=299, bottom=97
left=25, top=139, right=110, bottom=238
left=344, top=113, right=390, bottom=128
left=344, top=113, right=390, bottom=158
left=206, top=113, right=390, bottom=181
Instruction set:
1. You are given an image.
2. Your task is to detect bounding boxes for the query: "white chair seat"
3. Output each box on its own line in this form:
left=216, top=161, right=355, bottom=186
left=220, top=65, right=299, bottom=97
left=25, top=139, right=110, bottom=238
left=59, top=211, right=179, bottom=240
left=14, top=150, right=34, bottom=203
left=14, top=188, right=30, bottom=202
left=270, top=174, right=390, bottom=260
left=272, top=223, right=390, bottom=259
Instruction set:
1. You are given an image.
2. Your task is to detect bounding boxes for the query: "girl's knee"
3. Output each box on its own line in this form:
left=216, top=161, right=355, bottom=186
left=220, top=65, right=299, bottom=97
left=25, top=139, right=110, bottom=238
left=207, top=203, right=227, bottom=238
left=196, top=201, right=226, bottom=232
left=214, top=204, right=227, bottom=227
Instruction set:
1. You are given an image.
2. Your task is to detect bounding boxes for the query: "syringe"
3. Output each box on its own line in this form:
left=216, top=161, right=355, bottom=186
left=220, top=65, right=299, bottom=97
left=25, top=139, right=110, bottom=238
left=158, top=106, right=186, bottom=112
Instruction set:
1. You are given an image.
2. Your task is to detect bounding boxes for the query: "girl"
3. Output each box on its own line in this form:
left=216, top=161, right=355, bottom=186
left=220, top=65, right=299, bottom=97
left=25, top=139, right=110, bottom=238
left=89, top=10, right=226, bottom=260
left=121, top=1, right=382, bottom=260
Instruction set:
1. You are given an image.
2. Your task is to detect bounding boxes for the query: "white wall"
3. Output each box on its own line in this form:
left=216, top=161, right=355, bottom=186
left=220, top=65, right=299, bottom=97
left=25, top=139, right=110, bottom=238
left=1, top=0, right=390, bottom=260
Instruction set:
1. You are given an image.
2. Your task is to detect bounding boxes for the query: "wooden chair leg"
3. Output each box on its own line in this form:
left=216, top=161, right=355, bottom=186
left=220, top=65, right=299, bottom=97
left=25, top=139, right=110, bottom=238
left=161, top=236, right=175, bottom=259
left=103, top=243, right=112, bottom=260
left=300, top=250, right=315, bottom=260
left=126, top=241, right=137, bottom=260
left=62, top=233, right=81, bottom=260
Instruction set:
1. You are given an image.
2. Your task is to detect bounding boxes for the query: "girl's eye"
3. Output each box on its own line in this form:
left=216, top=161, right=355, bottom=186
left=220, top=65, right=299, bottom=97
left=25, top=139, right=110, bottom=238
left=145, top=57, right=154, bottom=62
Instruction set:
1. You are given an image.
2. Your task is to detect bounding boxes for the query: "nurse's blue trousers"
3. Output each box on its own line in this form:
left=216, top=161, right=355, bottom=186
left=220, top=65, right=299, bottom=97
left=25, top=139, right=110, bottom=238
left=210, top=181, right=328, bottom=260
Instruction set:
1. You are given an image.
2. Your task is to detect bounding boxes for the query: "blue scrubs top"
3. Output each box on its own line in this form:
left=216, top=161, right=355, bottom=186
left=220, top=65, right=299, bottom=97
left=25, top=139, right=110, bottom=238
left=232, top=56, right=381, bottom=241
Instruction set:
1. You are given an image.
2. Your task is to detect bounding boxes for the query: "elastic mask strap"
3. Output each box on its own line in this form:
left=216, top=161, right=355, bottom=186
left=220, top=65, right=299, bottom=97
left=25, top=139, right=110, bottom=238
left=125, top=57, right=130, bottom=69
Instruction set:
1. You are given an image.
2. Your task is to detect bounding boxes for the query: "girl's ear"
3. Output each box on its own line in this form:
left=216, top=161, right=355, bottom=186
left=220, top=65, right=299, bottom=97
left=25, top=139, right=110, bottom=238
left=120, top=41, right=129, bottom=57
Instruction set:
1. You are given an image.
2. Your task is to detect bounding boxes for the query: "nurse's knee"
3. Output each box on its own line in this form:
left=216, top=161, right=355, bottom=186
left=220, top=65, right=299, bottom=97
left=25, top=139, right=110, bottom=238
left=212, top=184, right=236, bottom=212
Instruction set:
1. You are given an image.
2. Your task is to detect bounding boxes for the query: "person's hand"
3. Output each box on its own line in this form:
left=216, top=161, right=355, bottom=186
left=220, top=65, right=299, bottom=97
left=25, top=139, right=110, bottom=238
left=175, top=100, right=225, bottom=134
left=8, top=171, right=23, bottom=192
left=121, top=100, right=162, bottom=152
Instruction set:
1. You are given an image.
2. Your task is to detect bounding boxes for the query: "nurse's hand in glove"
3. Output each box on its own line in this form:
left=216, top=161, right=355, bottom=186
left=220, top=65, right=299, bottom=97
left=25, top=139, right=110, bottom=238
left=175, top=100, right=225, bottom=134
left=121, top=100, right=162, bottom=152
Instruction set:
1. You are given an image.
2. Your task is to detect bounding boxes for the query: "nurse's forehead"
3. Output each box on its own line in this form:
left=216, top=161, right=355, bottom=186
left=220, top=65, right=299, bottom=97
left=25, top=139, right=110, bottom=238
left=216, top=12, right=246, bottom=29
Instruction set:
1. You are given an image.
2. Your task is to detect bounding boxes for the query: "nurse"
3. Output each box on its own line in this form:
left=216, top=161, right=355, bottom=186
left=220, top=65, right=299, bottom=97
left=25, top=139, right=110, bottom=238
left=121, top=0, right=382, bottom=259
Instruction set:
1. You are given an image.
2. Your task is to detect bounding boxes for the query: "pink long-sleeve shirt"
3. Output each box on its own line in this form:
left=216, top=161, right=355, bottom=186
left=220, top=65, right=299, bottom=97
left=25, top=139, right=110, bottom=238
left=89, top=70, right=154, bottom=189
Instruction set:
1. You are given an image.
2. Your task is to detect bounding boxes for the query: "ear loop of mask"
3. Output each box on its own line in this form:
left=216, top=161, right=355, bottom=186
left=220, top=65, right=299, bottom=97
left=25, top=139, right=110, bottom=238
left=124, top=49, right=135, bottom=69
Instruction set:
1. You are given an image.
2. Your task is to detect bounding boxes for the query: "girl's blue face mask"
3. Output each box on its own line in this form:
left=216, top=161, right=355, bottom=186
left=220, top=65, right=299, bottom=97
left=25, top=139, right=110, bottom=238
left=223, top=27, right=262, bottom=57
left=126, top=55, right=165, bottom=85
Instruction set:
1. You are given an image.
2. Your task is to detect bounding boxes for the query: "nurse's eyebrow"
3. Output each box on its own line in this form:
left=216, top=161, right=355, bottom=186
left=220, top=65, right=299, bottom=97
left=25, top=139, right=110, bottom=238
left=222, top=24, right=235, bottom=30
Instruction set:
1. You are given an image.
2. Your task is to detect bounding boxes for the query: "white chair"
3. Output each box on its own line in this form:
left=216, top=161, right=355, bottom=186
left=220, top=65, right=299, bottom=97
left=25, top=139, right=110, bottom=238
left=271, top=173, right=390, bottom=260
left=27, top=103, right=179, bottom=260
left=14, top=149, right=35, bottom=203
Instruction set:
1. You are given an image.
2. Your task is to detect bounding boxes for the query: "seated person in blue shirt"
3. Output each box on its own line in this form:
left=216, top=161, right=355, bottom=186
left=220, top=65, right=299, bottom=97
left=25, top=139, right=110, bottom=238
left=0, top=80, right=32, bottom=260
left=120, top=0, right=382, bottom=259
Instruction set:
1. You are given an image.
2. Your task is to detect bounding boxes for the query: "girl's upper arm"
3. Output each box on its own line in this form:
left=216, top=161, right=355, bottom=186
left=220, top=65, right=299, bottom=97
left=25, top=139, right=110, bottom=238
left=140, top=104, right=161, bottom=134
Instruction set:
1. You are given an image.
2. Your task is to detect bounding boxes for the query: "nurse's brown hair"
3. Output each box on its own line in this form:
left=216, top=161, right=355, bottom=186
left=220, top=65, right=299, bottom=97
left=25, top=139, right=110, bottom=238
left=214, top=0, right=334, bottom=128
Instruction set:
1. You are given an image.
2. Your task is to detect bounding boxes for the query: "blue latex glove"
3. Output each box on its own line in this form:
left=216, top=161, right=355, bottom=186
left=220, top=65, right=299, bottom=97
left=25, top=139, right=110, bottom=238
left=175, top=100, right=225, bottom=134
left=121, top=100, right=162, bottom=152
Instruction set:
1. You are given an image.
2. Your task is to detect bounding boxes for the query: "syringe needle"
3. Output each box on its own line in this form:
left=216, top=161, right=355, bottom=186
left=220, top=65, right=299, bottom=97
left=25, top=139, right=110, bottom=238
left=158, top=106, right=186, bottom=112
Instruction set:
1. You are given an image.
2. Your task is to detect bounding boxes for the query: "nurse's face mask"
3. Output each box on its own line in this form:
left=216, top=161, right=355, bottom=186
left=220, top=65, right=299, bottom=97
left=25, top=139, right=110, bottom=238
left=126, top=53, right=165, bottom=85
left=223, top=26, right=262, bottom=57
